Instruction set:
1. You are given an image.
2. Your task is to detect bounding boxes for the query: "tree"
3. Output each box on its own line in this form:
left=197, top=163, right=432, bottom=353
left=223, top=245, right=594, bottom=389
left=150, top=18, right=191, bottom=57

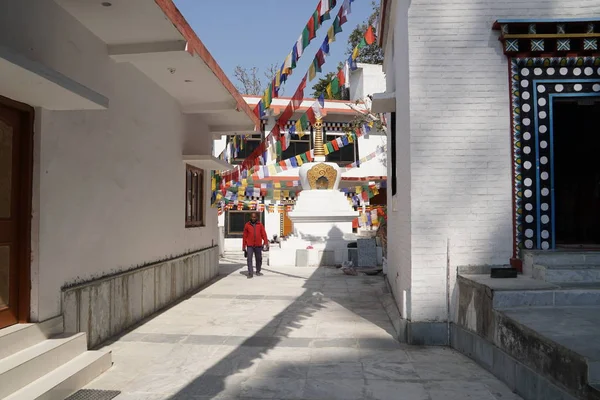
left=233, top=63, right=283, bottom=96
left=347, top=1, right=383, bottom=65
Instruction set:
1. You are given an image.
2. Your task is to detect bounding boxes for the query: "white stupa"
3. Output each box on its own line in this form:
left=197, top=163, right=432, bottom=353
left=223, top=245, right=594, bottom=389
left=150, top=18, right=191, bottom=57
left=269, top=117, right=358, bottom=267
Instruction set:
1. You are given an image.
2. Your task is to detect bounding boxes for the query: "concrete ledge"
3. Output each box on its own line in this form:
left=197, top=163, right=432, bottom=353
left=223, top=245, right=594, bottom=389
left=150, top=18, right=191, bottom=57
left=452, top=324, right=578, bottom=400
left=62, top=246, right=219, bottom=348
left=382, top=277, right=448, bottom=346
left=456, top=274, right=600, bottom=399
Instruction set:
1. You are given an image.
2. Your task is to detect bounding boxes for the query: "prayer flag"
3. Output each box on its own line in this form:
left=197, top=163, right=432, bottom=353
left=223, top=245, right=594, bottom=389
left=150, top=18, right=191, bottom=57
left=332, top=139, right=340, bottom=151
left=358, top=36, right=368, bottom=49
left=337, top=5, right=348, bottom=25
left=319, top=0, right=329, bottom=16
left=306, top=107, right=316, bottom=125
left=331, top=76, right=340, bottom=95
left=309, top=63, right=317, bottom=81
left=316, top=49, right=326, bottom=67
left=302, top=27, right=310, bottom=49
left=321, top=36, right=330, bottom=55
left=337, top=69, right=346, bottom=87
left=327, top=26, right=336, bottom=43
left=312, top=101, right=322, bottom=119
left=365, top=25, right=376, bottom=45
left=333, top=16, right=343, bottom=34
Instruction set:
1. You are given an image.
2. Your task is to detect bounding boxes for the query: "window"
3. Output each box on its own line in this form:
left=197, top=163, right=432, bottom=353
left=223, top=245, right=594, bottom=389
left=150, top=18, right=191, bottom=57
left=281, top=133, right=311, bottom=161
left=225, top=210, right=264, bottom=238
left=185, top=165, right=204, bottom=227
left=326, top=132, right=358, bottom=164
left=230, top=133, right=262, bottom=165
left=391, top=112, right=397, bottom=196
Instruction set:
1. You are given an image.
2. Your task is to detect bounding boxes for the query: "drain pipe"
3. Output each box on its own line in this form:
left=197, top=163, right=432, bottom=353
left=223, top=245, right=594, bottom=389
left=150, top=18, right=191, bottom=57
left=446, top=238, right=451, bottom=346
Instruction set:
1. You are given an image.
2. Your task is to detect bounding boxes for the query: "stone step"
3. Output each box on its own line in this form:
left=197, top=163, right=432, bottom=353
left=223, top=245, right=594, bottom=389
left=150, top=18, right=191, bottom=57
left=0, top=324, right=46, bottom=361
left=493, top=288, right=600, bottom=308
left=0, top=333, right=87, bottom=398
left=4, top=351, right=112, bottom=400
left=495, top=308, right=600, bottom=399
left=533, top=263, right=600, bottom=284
left=524, top=250, right=600, bottom=268
left=456, top=275, right=600, bottom=399
left=0, top=317, right=64, bottom=360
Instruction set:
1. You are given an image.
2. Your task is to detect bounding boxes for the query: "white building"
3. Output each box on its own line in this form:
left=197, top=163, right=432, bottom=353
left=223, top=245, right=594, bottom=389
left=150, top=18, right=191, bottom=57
left=215, top=64, right=388, bottom=253
left=375, top=0, right=600, bottom=345
left=0, top=1, right=256, bottom=397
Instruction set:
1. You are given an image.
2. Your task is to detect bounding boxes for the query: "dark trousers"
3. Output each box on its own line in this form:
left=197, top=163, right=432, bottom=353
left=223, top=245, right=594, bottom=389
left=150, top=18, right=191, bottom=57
left=247, top=246, right=263, bottom=275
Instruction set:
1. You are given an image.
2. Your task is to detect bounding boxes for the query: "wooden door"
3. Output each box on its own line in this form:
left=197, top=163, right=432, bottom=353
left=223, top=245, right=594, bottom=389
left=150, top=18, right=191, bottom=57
left=0, top=99, right=32, bottom=329
left=282, top=210, right=293, bottom=237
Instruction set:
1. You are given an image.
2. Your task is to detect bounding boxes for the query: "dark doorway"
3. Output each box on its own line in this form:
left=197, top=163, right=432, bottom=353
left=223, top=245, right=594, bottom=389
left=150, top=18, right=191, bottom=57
left=0, top=96, right=33, bottom=329
left=553, top=98, right=600, bottom=246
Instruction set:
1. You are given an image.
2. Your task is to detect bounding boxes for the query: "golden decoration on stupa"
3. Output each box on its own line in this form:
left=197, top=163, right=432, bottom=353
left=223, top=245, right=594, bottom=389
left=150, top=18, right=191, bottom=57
left=313, top=117, right=325, bottom=157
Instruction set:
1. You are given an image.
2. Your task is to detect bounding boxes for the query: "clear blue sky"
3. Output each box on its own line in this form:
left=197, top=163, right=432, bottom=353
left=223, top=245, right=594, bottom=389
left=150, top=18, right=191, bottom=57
left=173, top=0, right=375, bottom=97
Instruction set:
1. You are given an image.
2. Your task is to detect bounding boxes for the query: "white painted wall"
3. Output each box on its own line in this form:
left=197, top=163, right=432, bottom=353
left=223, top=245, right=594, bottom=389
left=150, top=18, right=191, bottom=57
left=383, top=0, right=600, bottom=324
left=383, top=0, right=412, bottom=321
left=0, top=0, right=219, bottom=321
left=350, top=63, right=388, bottom=102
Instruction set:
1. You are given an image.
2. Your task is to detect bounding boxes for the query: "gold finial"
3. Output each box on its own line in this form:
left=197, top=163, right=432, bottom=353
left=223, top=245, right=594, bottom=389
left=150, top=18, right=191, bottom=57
left=314, top=117, right=325, bottom=157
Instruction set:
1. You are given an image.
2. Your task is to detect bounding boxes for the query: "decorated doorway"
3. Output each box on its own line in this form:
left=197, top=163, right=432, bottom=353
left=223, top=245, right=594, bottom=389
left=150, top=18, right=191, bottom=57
left=495, top=19, right=600, bottom=251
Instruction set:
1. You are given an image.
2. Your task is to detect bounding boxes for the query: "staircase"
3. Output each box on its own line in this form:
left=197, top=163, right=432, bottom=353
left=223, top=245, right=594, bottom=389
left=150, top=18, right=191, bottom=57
left=525, top=250, right=600, bottom=285
left=0, top=317, right=111, bottom=400
left=453, top=251, right=600, bottom=400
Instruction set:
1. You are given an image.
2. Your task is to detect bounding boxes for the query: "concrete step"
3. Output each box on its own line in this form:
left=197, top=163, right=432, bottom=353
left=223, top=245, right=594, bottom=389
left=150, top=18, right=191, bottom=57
left=0, top=324, right=46, bottom=360
left=533, top=263, right=600, bottom=284
left=0, top=333, right=87, bottom=398
left=524, top=250, right=600, bottom=269
left=493, top=288, right=600, bottom=308
left=456, top=275, right=600, bottom=399
left=4, top=351, right=112, bottom=400
left=0, top=317, right=64, bottom=360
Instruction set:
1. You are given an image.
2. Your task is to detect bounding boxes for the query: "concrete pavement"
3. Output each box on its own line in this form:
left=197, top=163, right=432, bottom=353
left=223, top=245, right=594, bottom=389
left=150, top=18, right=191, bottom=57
left=83, top=258, right=522, bottom=400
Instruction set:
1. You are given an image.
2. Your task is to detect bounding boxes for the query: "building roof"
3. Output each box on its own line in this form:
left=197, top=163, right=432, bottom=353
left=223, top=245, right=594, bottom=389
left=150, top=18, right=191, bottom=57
left=55, top=0, right=259, bottom=134
left=244, top=95, right=367, bottom=119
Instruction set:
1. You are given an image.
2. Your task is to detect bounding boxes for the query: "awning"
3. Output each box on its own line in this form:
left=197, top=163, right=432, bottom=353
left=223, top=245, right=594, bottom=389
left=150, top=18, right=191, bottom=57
left=370, top=91, right=396, bottom=114
left=182, top=155, right=234, bottom=171
left=56, top=0, right=258, bottom=133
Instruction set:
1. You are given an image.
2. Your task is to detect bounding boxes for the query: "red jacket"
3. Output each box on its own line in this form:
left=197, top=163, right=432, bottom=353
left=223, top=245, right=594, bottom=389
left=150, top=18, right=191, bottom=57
left=243, top=221, right=268, bottom=248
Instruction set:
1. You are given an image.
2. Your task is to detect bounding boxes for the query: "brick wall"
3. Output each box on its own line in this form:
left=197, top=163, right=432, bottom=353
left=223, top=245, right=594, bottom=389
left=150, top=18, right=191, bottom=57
left=407, top=0, right=600, bottom=322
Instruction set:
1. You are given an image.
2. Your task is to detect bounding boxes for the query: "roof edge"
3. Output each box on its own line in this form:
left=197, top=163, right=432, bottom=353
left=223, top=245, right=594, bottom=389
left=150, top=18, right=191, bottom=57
left=154, top=0, right=260, bottom=128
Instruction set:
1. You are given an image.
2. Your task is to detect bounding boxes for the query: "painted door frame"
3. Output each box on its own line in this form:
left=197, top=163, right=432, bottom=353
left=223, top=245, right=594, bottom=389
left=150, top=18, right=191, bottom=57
left=0, top=94, right=33, bottom=327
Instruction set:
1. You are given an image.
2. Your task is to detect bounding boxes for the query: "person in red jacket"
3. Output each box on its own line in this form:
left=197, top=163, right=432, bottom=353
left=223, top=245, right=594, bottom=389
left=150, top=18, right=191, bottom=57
left=242, top=212, right=269, bottom=278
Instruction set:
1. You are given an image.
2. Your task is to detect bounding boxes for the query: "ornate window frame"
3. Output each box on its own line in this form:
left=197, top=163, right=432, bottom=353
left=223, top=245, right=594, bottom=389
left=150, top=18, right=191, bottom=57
left=493, top=19, right=600, bottom=254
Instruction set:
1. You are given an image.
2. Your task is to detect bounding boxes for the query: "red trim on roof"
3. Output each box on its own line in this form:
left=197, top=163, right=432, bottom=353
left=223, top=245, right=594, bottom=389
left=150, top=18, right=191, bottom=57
left=154, top=0, right=260, bottom=128
left=378, top=0, right=389, bottom=48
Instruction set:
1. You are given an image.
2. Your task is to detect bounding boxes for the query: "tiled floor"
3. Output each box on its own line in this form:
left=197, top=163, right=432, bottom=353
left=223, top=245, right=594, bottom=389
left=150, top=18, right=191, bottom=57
left=85, top=258, right=522, bottom=400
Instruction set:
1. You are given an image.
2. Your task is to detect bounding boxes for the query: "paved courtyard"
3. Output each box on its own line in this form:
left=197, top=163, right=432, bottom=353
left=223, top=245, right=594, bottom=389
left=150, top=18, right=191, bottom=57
left=85, top=258, right=522, bottom=400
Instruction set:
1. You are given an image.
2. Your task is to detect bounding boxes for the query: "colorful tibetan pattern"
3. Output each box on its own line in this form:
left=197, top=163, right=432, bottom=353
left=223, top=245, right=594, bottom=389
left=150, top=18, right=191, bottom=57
left=584, top=38, right=598, bottom=51
left=531, top=39, right=544, bottom=52
left=557, top=39, right=570, bottom=51
left=510, top=57, right=600, bottom=251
